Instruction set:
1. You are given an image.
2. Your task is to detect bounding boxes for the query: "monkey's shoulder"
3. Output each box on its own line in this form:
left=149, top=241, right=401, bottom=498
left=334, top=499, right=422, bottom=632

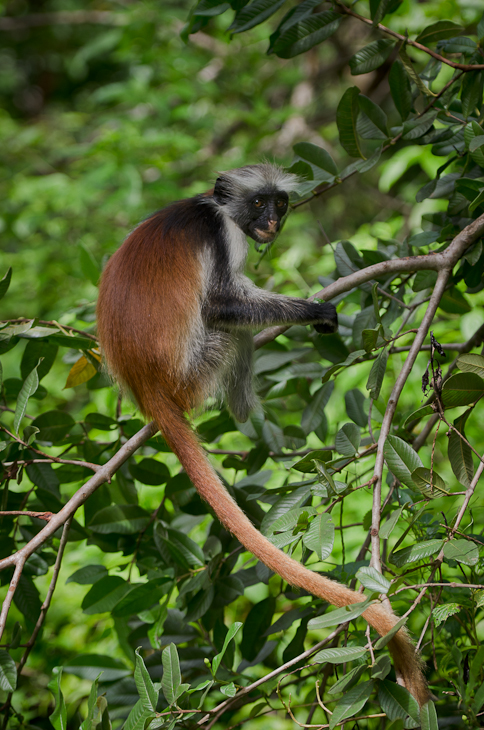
left=142, top=195, right=224, bottom=249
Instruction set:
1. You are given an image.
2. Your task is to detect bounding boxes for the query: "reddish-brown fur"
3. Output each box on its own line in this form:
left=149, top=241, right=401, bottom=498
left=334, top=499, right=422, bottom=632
left=97, top=200, right=428, bottom=706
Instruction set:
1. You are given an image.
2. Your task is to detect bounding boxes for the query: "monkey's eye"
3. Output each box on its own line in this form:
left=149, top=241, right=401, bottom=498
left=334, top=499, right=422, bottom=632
left=253, top=199, right=264, bottom=208
left=276, top=199, right=287, bottom=209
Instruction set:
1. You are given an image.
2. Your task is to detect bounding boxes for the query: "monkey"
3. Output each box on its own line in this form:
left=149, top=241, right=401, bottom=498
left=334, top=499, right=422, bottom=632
left=96, top=163, right=427, bottom=705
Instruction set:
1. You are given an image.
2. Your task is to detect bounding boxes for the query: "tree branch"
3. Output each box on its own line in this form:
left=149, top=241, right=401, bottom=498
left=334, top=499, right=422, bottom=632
left=334, top=1, right=484, bottom=71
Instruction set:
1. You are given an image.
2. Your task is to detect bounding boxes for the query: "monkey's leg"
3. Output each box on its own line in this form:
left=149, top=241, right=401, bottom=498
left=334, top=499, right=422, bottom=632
left=223, top=331, right=258, bottom=422
left=204, top=287, right=337, bottom=332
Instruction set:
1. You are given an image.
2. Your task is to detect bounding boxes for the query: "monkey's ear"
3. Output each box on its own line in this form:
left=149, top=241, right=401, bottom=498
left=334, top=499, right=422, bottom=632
left=213, top=176, right=230, bottom=204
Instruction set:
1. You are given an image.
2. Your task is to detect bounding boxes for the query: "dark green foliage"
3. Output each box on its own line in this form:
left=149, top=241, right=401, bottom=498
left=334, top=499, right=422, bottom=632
left=1, top=1, right=484, bottom=729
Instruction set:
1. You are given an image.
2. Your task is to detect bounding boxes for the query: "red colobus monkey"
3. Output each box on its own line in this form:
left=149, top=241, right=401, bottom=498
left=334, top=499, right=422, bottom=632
left=97, top=164, right=427, bottom=705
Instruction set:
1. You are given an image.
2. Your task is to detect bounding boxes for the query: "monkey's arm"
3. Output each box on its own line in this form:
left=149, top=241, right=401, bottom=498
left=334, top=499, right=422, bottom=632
left=204, top=284, right=337, bottom=333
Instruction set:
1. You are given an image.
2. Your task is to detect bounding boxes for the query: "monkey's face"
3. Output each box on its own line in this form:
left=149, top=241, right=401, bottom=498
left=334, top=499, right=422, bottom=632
left=244, top=192, right=289, bottom=244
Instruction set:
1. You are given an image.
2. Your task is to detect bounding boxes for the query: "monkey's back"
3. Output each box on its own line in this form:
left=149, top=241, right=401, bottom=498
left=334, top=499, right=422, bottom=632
left=97, top=196, right=223, bottom=416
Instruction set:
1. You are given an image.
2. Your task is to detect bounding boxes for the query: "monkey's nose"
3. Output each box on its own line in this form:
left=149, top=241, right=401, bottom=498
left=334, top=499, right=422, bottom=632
left=267, top=219, right=278, bottom=233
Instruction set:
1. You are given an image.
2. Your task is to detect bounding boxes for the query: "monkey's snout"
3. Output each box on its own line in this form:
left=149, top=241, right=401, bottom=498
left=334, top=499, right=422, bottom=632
left=254, top=221, right=279, bottom=242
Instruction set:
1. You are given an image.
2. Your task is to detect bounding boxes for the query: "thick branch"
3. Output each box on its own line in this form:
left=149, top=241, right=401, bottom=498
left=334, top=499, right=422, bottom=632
left=255, top=212, right=484, bottom=348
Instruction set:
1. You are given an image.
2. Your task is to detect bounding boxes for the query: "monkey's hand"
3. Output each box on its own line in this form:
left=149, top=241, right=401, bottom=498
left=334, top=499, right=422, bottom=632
left=312, top=300, right=338, bottom=334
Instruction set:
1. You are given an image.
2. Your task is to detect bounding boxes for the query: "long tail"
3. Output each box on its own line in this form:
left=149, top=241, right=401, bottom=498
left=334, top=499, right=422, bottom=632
left=155, top=403, right=428, bottom=706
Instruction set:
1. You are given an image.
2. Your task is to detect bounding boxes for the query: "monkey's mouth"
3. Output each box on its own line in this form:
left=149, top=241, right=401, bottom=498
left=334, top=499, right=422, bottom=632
left=254, top=228, right=277, bottom=242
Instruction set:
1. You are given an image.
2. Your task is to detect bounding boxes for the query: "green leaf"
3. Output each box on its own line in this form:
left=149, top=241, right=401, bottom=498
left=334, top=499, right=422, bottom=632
left=358, top=94, right=389, bottom=136
left=0, top=650, right=17, bottom=692
left=220, top=681, right=237, bottom=696
left=313, top=646, right=368, bottom=664
left=212, top=622, right=243, bottom=676
left=458, top=353, right=484, bottom=377
left=378, top=679, right=420, bottom=723
left=322, top=350, right=365, bottom=385
left=291, top=451, right=332, bottom=473
left=162, top=643, right=190, bottom=705
left=14, top=360, right=40, bottom=434
left=440, top=287, right=472, bottom=314
left=448, top=413, right=474, bottom=488
left=337, top=87, right=364, bottom=158
left=469, top=188, right=484, bottom=212
left=81, top=576, right=132, bottom=615
left=134, top=648, right=159, bottom=711
left=67, top=564, right=108, bottom=585
left=371, top=655, right=392, bottom=680
left=350, top=39, right=395, bottom=75
left=370, top=0, right=402, bottom=24
left=301, top=382, right=333, bottom=434
left=432, top=603, right=461, bottom=627
left=439, top=36, right=476, bottom=54
left=420, top=700, right=439, bottom=730
left=406, top=372, right=484, bottom=424
left=63, top=654, right=130, bottom=681
left=389, top=59, right=412, bottom=120
left=329, top=680, right=373, bottom=728
left=403, top=111, right=439, bottom=140
left=270, top=10, right=342, bottom=59
left=442, top=372, right=484, bottom=405
left=229, top=0, right=287, bottom=34
left=473, top=680, right=484, bottom=715
left=0, top=268, right=12, bottom=301
left=383, top=435, right=423, bottom=488
left=262, top=419, right=286, bottom=452
left=329, top=665, right=366, bottom=695
left=129, top=457, right=170, bottom=485
left=302, top=513, right=335, bottom=560
left=411, top=467, right=449, bottom=498
left=123, top=699, right=156, bottom=730
left=241, top=597, right=275, bottom=660
left=26, top=461, right=60, bottom=497
left=416, top=20, right=463, bottom=45
left=390, top=539, right=444, bottom=568
left=30, top=410, right=75, bottom=443
left=89, top=504, right=150, bottom=535
left=469, top=135, right=484, bottom=152
left=79, top=673, right=102, bottom=730
left=461, top=71, right=484, bottom=118
left=309, top=599, right=373, bottom=630
left=380, top=505, right=406, bottom=539
left=356, top=566, right=391, bottom=593
left=269, top=506, right=318, bottom=535
left=113, top=578, right=172, bottom=617
left=79, top=243, right=100, bottom=286
left=374, top=614, right=408, bottom=650
left=21, top=339, right=58, bottom=381
left=366, top=348, right=388, bottom=400
left=413, top=270, right=438, bottom=291
left=293, top=141, right=338, bottom=175
left=444, top=539, right=479, bottom=566
left=344, top=388, right=367, bottom=427
left=335, top=422, right=361, bottom=456
left=48, top=667, right=67, bottom=730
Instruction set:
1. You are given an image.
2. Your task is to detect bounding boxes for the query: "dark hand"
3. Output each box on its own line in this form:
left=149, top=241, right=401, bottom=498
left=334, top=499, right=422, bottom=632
left=312, top=301, right=338, bottom=334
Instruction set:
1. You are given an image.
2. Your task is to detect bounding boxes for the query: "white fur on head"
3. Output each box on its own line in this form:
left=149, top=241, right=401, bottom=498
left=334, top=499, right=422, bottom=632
left=215, top=163, right=301, bottom=196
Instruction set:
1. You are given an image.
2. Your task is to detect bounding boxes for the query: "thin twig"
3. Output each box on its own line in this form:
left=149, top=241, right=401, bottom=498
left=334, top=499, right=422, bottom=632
left=0, top=511, right=53, bottom=521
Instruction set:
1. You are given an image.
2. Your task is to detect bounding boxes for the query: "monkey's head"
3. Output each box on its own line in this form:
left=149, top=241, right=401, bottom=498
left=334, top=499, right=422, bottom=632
left=213, top=164, right=300, bottom=246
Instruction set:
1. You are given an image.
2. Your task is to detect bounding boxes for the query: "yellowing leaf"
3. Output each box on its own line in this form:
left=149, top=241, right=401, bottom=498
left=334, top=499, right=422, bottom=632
left=65, top=356, right=97, bottom=388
